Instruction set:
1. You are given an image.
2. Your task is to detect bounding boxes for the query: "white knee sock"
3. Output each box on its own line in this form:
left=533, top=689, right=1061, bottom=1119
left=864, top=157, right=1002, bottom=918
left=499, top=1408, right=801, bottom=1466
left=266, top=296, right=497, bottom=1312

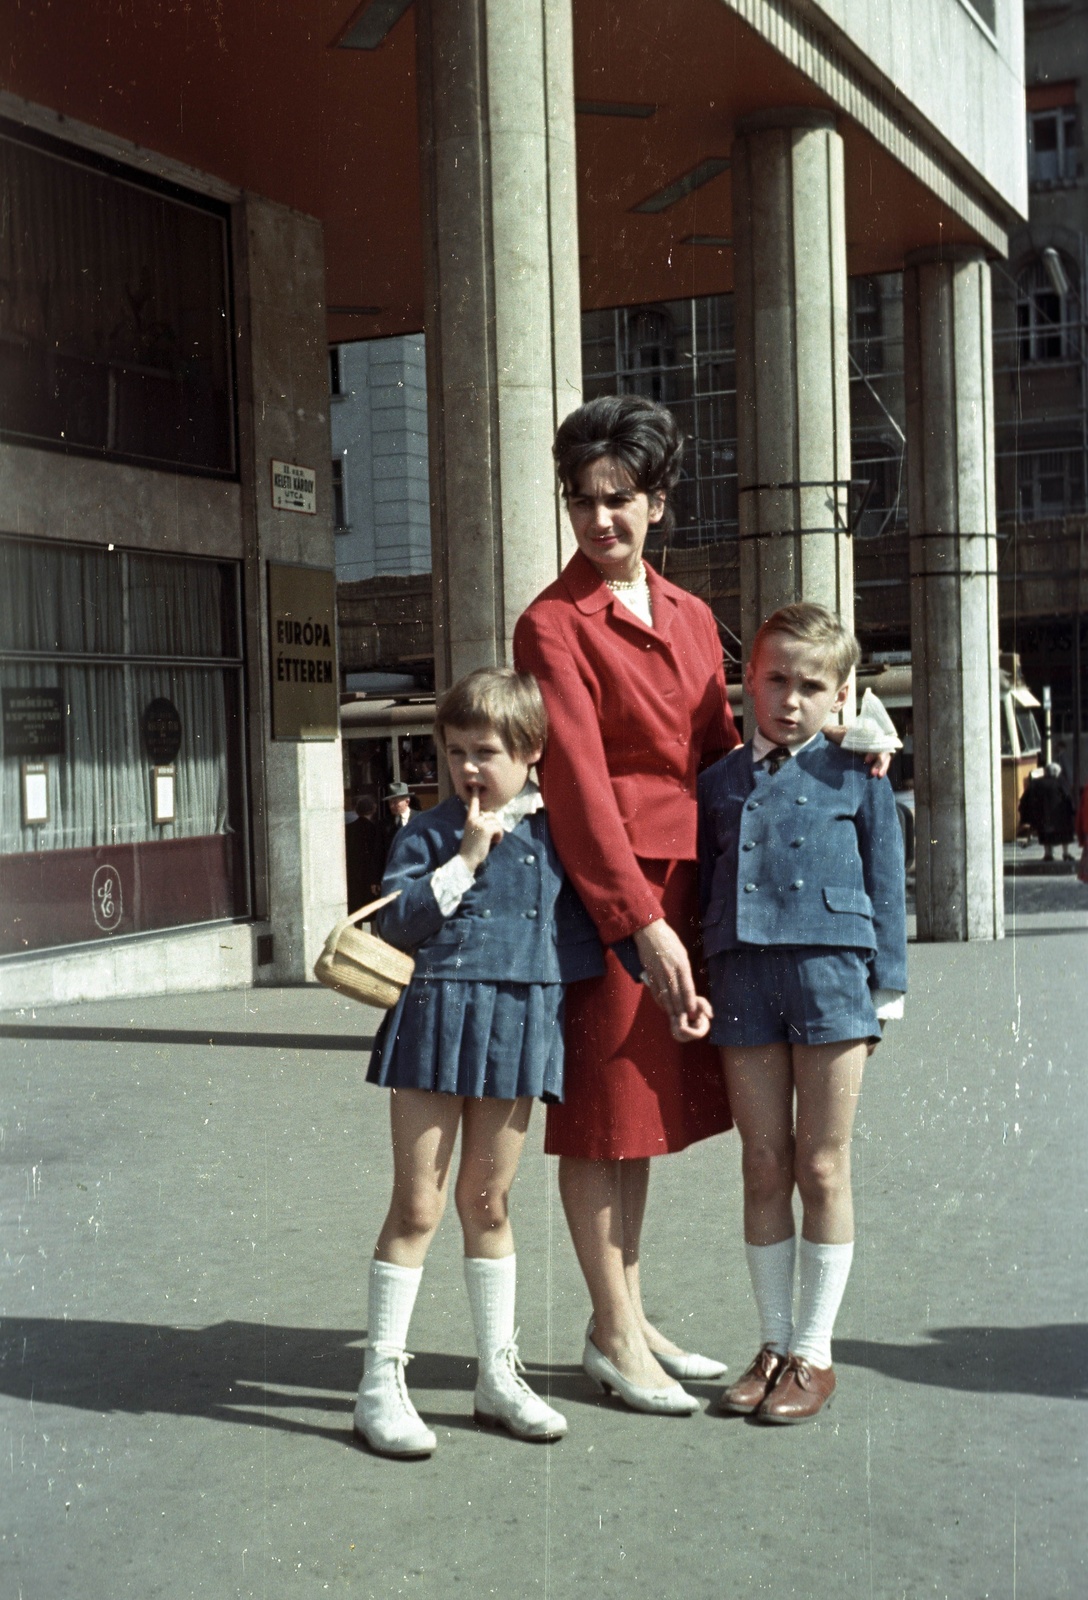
left=745, top=1236, right=796, bottom=1356
left=464, top=1253, right=516, bottom=1370
left=367, top=1258, right=423, bottom=1353
left=791, top=1238, right=854, bottom=1368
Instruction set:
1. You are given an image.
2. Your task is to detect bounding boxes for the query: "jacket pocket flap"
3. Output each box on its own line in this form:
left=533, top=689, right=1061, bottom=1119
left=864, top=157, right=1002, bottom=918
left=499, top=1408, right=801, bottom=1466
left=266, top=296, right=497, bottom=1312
left=823, top=885, right=873, bottom=916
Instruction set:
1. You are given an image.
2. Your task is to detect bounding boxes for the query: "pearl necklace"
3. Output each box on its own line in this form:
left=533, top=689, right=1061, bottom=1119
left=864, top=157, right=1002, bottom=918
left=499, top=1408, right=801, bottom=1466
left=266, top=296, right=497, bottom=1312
left=605, top=566, right=648, bottom=593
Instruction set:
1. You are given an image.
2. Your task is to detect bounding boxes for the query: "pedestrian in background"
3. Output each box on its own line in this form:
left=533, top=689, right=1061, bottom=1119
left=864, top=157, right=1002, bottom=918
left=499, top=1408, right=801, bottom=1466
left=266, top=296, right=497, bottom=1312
left=1019, top=764, right=1076, bottom=862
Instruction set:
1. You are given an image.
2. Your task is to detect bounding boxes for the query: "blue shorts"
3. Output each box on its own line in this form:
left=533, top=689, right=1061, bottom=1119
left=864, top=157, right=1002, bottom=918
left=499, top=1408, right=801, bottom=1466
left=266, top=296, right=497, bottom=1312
left=707, top=946, right=880, bottom=1048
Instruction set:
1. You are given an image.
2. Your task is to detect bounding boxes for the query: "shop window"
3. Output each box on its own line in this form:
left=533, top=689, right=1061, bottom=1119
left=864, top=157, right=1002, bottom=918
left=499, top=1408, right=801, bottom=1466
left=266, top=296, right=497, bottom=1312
left=0, top=120, right=235, bottom=476
left=1016, top=255, right=1081, bottom=363
left=1028, top=107, right=1079, bottom=186
left=0, top=537, right=249, bottom=955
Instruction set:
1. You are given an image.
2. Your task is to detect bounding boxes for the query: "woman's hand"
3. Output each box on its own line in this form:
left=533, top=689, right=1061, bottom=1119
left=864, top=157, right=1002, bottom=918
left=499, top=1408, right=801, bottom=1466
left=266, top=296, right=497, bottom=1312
left=633, top=918, right=713, bottom=1036
left=670, top=995, right=714, bottom=1042
left=458, top=791, right=503, bottom=872
left=823, top=724, right=893, bottom=778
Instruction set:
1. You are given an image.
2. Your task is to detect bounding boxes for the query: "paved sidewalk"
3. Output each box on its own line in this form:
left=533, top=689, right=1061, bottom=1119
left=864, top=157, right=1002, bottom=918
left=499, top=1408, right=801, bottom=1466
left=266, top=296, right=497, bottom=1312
left=1, top=874, right=1085, bottom=1599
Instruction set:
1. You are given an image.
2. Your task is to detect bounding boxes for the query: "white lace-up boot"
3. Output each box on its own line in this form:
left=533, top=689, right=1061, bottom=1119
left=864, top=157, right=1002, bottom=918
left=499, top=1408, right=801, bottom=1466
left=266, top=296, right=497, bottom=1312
left=464, top=1255, right=567, bottom=1442
left=353, top=1260, right=436, bottom=1458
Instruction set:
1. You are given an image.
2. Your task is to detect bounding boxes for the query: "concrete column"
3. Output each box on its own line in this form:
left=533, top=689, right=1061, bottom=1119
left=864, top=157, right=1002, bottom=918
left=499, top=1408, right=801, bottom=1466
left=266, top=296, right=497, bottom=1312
left=417, top=0, right=582, bottom=686
left=733, top=110, right=854, bottom=691
left=904, top=247, right=1003, bottom=942
left=235, top=195, right=347, bottom=982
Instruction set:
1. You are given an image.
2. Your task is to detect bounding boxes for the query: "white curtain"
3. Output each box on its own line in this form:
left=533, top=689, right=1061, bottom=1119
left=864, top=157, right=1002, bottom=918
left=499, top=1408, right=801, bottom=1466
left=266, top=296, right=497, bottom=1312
left=0, top=540, right=236, bottom=855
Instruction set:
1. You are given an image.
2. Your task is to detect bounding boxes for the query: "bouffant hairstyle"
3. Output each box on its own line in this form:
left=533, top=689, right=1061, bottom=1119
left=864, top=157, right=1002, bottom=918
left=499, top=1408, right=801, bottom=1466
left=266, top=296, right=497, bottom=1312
left=553, top=395, right=685, bottom=534
left=752, top=603, right=861, bottom=687
left=433, top=668, right=547, bottom=762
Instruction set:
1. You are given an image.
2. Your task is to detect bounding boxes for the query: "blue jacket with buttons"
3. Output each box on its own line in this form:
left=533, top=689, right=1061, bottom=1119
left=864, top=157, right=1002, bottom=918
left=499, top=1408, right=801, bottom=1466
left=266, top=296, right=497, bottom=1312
left=697, top=735, right=908, bottom=993
left=375, top=797, right=606, bottom=984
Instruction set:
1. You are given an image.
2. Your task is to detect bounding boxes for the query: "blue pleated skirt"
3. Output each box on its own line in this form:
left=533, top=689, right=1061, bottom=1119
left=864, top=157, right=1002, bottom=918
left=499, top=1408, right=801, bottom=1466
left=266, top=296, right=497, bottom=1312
left=366, top=978, right=565, bottom=1102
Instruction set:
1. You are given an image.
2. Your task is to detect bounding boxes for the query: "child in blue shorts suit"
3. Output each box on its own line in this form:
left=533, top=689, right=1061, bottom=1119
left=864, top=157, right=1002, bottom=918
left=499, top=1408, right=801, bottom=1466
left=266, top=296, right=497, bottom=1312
left=698, top=604, right=907, bottom=1423
left=355, top=668, right=603, bottom=1459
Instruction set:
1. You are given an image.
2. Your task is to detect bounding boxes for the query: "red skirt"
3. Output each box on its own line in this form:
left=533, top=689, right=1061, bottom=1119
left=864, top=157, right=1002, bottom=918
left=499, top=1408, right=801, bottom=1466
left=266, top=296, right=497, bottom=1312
left=545, top=859, right=733, bottom=1160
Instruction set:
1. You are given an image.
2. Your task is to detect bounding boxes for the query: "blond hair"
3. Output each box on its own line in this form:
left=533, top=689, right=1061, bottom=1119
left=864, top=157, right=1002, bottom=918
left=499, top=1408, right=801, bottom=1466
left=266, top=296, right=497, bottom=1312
left=752, top=603, right=860, bottom=686
left=434, top=668, right=547, bottom=760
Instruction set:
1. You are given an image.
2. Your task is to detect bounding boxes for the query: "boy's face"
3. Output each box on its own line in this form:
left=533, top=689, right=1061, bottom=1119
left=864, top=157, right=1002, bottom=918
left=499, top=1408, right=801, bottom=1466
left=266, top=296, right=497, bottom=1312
left=442, top=724, right=541, bottom=812
left=745, top=635, right=850, bottom=749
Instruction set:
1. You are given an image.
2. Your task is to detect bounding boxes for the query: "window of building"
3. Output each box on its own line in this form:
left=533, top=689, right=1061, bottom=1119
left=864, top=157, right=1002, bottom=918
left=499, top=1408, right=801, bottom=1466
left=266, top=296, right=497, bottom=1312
left=330, top=346, right=345, bottom=397
left=1028, top=107, right=1079, bottom=186
left=1016, top=255, right=1081, bottom=363
left=332, top=455, right=350, bottom=530
left=0, top=537, right=249, bottom=955
left=851, top=439, right=904, bottom=539
left=1017, top=449, right=1086, bottom=519
left=849, top=276, right=885, bottom=377
left=581, top=297, right=738, bottom=546
left=0, top=120, right=235, bottom=476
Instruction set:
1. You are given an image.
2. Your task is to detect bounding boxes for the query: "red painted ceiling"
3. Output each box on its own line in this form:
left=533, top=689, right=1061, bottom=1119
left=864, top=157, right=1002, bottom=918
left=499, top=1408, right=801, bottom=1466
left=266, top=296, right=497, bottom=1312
left=3, top=0, right=984, bottom=343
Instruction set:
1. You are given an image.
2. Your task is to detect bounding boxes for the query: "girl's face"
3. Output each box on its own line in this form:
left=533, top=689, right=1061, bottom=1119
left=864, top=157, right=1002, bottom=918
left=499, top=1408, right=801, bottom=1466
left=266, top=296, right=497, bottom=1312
left=565, top=456, right=664, bottom=584
left=745, top=636, right=849, bottom=748
left=442, top=723, right=541, bottom=812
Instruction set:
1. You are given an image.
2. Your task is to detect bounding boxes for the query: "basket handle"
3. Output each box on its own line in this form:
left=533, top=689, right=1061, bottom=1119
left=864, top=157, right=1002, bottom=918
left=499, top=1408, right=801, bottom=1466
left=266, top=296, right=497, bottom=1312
left=324, top=890, right=401, bottom=954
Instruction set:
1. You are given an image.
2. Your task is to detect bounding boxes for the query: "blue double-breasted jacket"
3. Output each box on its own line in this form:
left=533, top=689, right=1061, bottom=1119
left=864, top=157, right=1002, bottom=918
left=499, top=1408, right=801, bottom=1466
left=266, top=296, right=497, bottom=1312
left=376, top=797, right=605, bottom=985
left=697, top=735, right=908, bottom=993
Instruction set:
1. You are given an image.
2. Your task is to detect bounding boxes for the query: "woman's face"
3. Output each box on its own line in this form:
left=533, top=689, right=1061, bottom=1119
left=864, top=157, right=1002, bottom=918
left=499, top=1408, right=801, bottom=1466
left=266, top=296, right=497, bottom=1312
left=565, top=456, right=664, bottom=583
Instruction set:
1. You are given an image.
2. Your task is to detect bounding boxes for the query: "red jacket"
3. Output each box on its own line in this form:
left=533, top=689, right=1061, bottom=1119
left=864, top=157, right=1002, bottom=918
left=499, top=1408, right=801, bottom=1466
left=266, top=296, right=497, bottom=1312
left=513, top=551, right=739, bottom=945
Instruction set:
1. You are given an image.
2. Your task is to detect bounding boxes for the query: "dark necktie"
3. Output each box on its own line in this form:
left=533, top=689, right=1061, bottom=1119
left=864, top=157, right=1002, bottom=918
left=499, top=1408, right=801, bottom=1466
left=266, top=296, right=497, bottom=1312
left=764, top=745, right=792, bottom=775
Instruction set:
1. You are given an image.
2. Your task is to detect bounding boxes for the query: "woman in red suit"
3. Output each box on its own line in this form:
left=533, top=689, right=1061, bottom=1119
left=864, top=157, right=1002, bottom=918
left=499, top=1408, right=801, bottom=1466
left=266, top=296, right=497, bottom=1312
left=514, top=395, right=739, bottom=1414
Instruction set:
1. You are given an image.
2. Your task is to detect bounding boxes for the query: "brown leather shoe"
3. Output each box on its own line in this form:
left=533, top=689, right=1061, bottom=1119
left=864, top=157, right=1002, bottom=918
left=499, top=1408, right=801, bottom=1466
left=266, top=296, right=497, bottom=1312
left=717, top=1346, right=788, bottom=1415
left=757, top=1355, right=835, bottom=1423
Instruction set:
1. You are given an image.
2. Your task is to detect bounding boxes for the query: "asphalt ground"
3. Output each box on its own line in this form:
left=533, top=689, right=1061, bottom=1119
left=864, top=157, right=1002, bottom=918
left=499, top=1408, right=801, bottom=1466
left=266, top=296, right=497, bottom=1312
left=1, top=854, right=1085, bottom=1599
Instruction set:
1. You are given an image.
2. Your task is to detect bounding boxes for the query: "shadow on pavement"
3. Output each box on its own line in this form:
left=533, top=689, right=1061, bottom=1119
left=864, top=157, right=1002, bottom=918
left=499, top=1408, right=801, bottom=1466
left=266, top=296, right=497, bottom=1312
left=836, top=1323, right=1088, bottom=1398
left=0, top=1025, right=372, bottom=1052
left=4, top=1317, right=1083, bottom=1447
left=0, top=1317, right=476, bottom=1443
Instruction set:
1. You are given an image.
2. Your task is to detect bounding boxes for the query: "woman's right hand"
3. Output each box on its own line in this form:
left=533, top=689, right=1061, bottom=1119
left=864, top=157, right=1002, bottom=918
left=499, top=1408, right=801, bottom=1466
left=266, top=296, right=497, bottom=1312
left=633, top=918, right=712, bottom=1035
left=459, top=790, right=503, bottom=872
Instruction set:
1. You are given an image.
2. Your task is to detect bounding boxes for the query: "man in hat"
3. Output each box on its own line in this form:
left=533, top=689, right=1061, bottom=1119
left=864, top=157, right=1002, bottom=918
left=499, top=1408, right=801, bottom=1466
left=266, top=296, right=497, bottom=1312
left=381, top=781, right=414, bottom=865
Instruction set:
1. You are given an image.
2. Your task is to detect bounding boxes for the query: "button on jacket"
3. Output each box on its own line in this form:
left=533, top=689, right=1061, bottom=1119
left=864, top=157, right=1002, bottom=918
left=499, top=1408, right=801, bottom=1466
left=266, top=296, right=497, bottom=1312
left=376, top=797, right=605, bottom=984
left=698, top=735, right=908, bottom=993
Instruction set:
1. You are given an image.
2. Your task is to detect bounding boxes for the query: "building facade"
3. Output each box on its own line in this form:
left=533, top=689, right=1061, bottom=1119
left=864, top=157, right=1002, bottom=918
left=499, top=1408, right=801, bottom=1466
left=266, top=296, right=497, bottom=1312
left=1, top=0, right=1028, bottom=1001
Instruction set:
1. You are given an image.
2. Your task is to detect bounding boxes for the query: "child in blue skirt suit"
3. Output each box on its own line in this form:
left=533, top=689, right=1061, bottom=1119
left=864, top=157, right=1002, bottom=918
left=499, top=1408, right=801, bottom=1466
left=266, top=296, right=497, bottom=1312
left=355, top=667, right=604, bottom=1459
left=698, top=605, right=907, bottom=1424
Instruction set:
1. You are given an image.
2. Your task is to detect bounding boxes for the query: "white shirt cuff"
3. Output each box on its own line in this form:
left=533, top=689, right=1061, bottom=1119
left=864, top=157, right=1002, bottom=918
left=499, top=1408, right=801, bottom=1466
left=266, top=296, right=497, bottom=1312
left=430, top=853, right=475, bottom=915
left=871, top=989, right=905, bottom=1021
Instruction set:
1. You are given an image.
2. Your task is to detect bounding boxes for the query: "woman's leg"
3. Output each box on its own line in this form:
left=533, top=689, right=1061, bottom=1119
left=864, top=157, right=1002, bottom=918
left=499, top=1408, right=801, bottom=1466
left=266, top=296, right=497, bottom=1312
left=558, top=1154, right=677, bottom=1389
left=374, top=1087, right=463, bottom=1267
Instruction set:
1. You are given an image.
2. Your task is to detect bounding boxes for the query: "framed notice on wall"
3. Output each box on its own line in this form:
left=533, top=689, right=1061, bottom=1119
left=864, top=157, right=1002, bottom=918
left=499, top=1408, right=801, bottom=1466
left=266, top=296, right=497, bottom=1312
left=267, top=562, right=338, bottom=741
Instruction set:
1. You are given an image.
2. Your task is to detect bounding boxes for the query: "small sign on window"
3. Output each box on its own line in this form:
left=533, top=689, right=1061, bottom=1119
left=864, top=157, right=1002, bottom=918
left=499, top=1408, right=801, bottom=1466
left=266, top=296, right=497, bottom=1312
left=271, top=459, right=317, bottom=515
left=22, top=761, right=49, bottom=825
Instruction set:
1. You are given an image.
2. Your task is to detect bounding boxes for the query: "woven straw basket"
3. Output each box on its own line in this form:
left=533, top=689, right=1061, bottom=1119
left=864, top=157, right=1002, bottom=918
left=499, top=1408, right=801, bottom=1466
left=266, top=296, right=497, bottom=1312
left=313, top=891, right=415, bottom=1008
